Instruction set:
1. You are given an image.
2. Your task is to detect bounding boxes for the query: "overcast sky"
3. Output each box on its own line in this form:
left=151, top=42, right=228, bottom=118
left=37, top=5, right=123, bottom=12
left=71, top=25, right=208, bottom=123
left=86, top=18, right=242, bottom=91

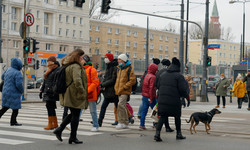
left=107, top=0, right=250, bottom=43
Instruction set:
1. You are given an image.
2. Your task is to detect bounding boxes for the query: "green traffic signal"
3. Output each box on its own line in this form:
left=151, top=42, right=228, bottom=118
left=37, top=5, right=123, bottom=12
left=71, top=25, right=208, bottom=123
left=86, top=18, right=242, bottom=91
left=23, top=38, right=30, bottom=54
left=207, top=56, right=212, bottom=67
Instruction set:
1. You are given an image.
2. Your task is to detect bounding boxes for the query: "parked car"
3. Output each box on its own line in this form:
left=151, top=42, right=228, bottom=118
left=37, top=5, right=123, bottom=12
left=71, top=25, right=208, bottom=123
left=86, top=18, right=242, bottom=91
left=35, top=78, right=43, bottom=88
left=207, top=81, right=216, bottom=93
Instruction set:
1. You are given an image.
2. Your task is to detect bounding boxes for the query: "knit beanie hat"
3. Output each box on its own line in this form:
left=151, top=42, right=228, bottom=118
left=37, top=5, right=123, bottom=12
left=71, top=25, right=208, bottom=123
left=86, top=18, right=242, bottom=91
left=83, top=55, right=91, bottom=62
left=161, top=59, right=171, bottom=66
left=118, top=54, right=128, bottom=62
left=47, top=56, right=56, bottom=62
left=152, top=58, right=160, bottom=65
left=105, top=53, right=114, bottom=62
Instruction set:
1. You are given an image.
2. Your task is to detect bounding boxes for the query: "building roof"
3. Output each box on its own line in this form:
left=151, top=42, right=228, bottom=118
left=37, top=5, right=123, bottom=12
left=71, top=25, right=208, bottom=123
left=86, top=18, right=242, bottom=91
left=212, top=0, right=219, bottom=17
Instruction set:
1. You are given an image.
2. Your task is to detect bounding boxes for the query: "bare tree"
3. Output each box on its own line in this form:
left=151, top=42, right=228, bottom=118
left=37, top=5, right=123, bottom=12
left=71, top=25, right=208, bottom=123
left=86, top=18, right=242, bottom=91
left=164, top=22, right=177, bottom=32
left=221, top=27, right=235, bottom=41
left=188, top=22, right=204, bottom=39
left=89, top=0, right=118, bottom=21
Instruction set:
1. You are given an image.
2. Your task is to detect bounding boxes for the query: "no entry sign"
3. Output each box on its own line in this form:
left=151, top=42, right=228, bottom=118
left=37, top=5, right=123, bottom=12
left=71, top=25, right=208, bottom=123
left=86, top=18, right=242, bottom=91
left=24, top=13, right=35, bottom=26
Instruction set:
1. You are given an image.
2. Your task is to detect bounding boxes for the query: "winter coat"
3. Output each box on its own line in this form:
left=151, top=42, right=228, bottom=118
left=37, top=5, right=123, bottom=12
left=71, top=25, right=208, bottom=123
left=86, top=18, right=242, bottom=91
left=142, top=64, right=158, bottom=101
left=59, top=58, right=88, bottom=109
left=243, top=74, right=250, bottom=91
left=1, top=58, right=24, bottom=110
left=114, top=60, right=136, bottom=95
left=232, top=80, right=247, bottom=98
left=185, top=75, right=195, bottom=98
left=41, top=67, right=60, bottom=101
left=84, top=65, right=99, bottom=101
left=215, top=78, right=230, bottom=96
left=155, top=64, right=189, bottom=117
left=102, top=59, right=118, bottom=99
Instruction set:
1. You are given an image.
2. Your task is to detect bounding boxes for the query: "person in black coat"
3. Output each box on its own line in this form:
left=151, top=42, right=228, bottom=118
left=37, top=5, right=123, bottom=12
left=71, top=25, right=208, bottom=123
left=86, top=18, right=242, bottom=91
left=98, top=53, right=119, bottom=126
left=40, top=56, right=60, bottom=130
left=154, top=57, right=189, bottom=142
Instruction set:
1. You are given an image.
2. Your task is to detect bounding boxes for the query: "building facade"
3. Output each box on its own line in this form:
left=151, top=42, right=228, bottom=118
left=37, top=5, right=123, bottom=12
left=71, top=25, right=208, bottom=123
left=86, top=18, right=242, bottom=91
left=1, top=0, right=90, bottom=77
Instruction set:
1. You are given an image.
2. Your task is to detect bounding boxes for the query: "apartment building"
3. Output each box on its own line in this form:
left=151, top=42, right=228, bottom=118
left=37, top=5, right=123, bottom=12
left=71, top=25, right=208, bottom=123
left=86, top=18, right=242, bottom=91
left=1, top=0, right=89, bottom=77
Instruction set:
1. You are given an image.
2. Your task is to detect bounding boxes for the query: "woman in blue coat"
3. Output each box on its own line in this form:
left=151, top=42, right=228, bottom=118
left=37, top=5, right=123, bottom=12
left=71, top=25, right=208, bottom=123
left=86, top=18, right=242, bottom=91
left=0, top=58, right=24, bottom=126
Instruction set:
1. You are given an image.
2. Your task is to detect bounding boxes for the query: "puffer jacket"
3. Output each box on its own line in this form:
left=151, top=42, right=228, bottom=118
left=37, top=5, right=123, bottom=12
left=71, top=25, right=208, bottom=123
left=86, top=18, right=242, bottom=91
left=232, top=80, right=247, bottom=98
left=84, top=65, right=99, bottom=101
left=142, top=64, right=158, bottom=101
left=41, top=67, right=60, bottom=101
left=114, top=60, right=136, bottom=95
left=102, top=59, right=118, bottom=99
left=1, top=58, right=24, bottom=110
left=59, top=58, right=88, bottom=109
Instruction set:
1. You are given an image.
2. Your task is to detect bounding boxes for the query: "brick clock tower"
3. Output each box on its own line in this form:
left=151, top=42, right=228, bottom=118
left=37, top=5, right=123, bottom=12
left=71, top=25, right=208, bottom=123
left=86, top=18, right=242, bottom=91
left=209, top=0, right=221, bottom=39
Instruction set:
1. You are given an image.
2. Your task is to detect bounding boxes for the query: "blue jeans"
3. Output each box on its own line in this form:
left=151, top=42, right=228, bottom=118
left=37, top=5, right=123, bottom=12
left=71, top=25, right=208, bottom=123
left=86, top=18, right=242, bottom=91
left=137, top=103, right=143, bottom=117
left=140, top=96, right=157, bottom=127
left=89, top=101, right=99, bottom=128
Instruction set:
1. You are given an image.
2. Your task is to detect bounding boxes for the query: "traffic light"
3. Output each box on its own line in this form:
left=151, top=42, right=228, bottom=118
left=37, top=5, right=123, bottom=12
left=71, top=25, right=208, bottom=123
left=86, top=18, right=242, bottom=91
left=101, top=0, right=111, bottom=14
left=33, top=60, right=40, bottom=70
left=75, top=0, right=85, bottom=7
left=32, top=39, right=39, bottom=53
left=23, top=38, right=30, bottom=54
left=207, top=56, right=212, bottom=67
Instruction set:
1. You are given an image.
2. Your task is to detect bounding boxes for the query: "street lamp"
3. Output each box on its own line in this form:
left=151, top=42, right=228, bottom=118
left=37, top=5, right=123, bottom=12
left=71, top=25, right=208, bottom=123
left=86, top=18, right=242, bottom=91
left=229, top=0, right=250, bottom=62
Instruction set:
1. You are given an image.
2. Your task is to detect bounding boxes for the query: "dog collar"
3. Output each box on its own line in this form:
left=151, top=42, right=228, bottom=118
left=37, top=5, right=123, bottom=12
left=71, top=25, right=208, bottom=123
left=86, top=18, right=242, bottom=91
left=207, top=112, right=213, bottom=117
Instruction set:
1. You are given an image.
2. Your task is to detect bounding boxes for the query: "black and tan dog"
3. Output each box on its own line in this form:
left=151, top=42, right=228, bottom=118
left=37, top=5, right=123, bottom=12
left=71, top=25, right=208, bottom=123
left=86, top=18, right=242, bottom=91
left=185, top=108, right=221, bottom=134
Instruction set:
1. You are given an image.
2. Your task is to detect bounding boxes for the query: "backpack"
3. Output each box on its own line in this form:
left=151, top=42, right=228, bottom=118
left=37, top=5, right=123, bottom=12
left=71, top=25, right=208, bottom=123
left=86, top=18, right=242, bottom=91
left=52, top=63, right=75, bottom=94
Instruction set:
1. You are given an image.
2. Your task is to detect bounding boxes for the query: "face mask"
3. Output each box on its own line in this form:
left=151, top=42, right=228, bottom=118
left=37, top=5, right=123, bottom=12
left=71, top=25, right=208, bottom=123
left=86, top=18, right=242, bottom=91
left=119, top=62, right=124, bottom=66
left=220, top=77, right=224, bottom=80
left=104, top=58, right=110, bottom=64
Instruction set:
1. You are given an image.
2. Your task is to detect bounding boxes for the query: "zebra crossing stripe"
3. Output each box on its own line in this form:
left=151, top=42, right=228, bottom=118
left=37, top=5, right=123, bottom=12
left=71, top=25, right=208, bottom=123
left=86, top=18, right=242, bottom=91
left=0, top=138, right=33, bottom=145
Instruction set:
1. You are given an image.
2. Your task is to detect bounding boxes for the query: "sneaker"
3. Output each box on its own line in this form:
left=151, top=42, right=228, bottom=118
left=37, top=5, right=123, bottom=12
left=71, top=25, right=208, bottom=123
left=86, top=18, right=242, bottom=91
left=91, top=127, right=99, bottom=132
left=222, top=106, right=225, bottom=108
left=116, top=123, right=129, bottom=129
left=215, top=105, right=220, bottom=108
left=139, top=126, right=146, bottom=130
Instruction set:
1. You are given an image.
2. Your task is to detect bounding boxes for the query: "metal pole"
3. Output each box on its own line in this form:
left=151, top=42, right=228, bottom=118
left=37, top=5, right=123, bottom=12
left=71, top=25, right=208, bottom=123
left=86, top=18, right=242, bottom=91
left=201, top=0, right=209, bottom=102
left=185, top=0, right=189, bottom=74
left=145, top=16, right=149, bottom=70
left=23, top=0, right=28, bottom=101
left=179, top=0, right=184, bottom=74
left=0, top=0, right=2, bottom=62
left=242, top=1, right=245, bottom=62
left=240, top=34, right=243, bottom=62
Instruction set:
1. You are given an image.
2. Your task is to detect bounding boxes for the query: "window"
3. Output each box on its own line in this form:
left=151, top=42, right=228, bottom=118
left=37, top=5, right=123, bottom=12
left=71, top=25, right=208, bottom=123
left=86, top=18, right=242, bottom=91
left=11, top=22, right=16, bottom=31
left=230, top=45, right=232, bottom=50
left=234, top=46, right=236, bottom=50
left=127, top=30, right=131, bottom=36
left=160, top=35, right=163, bottom=41
left=36, top=25, right=39, bottom=33
left=134, top=42, right=137, bottom=48
left=108, top=28, right=112, bottom=33
left=159, top=55, right=163, bottom=60
left=174, top=47, right=177, bottom=53
left=108, top=39, right=112, bottom=45
left=95, top=25, right=100, bottom=31
left=150, top=54, right=154, bottom=59
left=2, top=20, right=6, bottom=29
left=44, top=13, right=49, bottom=25
left=80, top=18, right=83, bottom=25
left=219, top=53, right=222, bottom=57
left=144, top=33, right=146, bottom=39
left=89, top=48, right=92, bottom=54
left=166, top=36, right=169, bottom=41
left=63, top=46, right=67, bottom=52
left=126, top=52, right=130, bottom=58
left=144, top=54, right=146, bottom=59
left=89, top=37, right=91, bottom=43
left=73, top=17, right=76, bottom=24
left=174, top=38, right=177, bottom=43
left=80, top=31, right=82, bottom=38
left=13, top=40, right=19, bottom=48
left=224, top=53, right=226, bottom=58
left=59, top=45, right=63, bottom=51
left=15, top=51, right=19, bottom=57
left=126, top=41, right=130, bottom=47
left=159, top=45, right=163, bottom=51
left=95, top=37, right=100, bottom=43
left=95, top=49, right=100, bottom=55
left=165, top=45, right=168, bottom=51
left=150, top=44, right=154, bottom=50
left=115, top=29, right=119, bottom=34
left=44, top=27, right=48, bottom=35
left=44, top=0, right=49, bottom=3
left=59, top=14, right=62, bottom=22
left=115, top=40, right=119, bottom=45
left=150, top=34, right=154, bottom=40
left=133, top=53, right=137, bottom=58
left=115, top=51, right=119, bottom=57
left=89, top=25, right=92, bottom=30
left=66, top=29, right=69, bottom=37
left=37, top=11, right=40, bottom=18
left=58, top=28, right=62, bottom=35
left=11, top=7, right=17, bottom=20
left=73, top=30, right=76, bottom=37
left=2, top=5, right=6, bottom=13
left=74, top=46, right=81, bottom=50
left=165, top=55, right=169, bottom=59
left=46, top=44, right=52, bottom=51
left=234, top=54, right=236, bottom=58
left=230, top=54, right=232, bottom=58
left=134, top=31, right=138, bottom=37
left=144, top=44, right=146, bottom=49
left=66, top=16, right=69, bottom=23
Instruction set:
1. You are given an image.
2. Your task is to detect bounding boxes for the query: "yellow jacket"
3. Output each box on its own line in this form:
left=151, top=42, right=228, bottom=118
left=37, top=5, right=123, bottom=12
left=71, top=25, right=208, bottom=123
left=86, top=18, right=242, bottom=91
left=232, top=80, right=247, bottom=98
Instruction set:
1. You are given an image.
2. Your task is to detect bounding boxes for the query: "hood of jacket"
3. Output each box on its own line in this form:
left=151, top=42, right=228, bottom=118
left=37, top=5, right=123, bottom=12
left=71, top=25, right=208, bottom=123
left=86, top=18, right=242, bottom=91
left=147, top=64, right=158, bottom=75
left=167, top=64, right=180, bottom=73
left=11, top=58, right=23, bottom=71
left=107, top=59, right=118, bottom=69
left=119, top=60, right=131, bottom=69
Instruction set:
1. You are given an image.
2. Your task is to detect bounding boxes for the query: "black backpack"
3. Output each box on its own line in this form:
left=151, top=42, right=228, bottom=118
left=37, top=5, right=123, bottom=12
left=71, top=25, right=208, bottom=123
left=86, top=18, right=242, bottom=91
left=52, top=63, right=75, bottom=94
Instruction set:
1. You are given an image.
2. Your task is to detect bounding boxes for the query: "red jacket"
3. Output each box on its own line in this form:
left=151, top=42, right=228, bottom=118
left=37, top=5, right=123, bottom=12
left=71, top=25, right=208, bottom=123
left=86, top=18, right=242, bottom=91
left=142, top=64, right=158, bottom=101
left=84, top=65, right=99, bottom=101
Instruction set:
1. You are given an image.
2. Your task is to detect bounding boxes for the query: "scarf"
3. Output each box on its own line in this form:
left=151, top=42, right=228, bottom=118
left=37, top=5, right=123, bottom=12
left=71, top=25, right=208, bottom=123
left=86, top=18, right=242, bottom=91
left=44, top=64, right=58, bottom=80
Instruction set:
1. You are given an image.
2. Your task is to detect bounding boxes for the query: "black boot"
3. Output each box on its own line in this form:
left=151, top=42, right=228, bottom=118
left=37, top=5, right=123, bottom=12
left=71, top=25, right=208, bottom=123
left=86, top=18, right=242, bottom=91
left=98, top=119, right=102, bottom=127
left=69, top=138, right=83, bottom=144
left=176, top=132, right=186, bottom=140
left=53, top=127, right=63, bottom=142
left=112, top=121, right=118, bottom=125
left=166, top=127, right=174, bottom=132
left=154, top=130, right=162, bottom=142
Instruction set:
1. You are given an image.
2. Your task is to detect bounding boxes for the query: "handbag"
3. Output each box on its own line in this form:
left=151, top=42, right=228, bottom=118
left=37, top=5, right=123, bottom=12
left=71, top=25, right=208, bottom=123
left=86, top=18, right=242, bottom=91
left=243, top=94, right=248, bottom=103
left=150, top=103, right=159, bottom=122
left=0, top=80, right=4, bottom=92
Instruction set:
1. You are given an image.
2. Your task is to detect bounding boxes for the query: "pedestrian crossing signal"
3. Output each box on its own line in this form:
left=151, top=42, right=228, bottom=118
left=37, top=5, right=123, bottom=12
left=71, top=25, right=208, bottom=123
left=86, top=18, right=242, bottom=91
left=23, top=38, right=30, bottom=54
left=207, top=56, right=212, bottom=67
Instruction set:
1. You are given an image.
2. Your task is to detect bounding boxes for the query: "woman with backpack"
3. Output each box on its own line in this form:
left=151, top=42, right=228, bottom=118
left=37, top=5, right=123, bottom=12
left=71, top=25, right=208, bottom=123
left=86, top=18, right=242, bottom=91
left=40, top=56, right=60, bottom=130
left=82, top=55, right=99, bottom=132
left=0, top=58, right=24, bottom=126
left=53, top=49, right=88, bottom=144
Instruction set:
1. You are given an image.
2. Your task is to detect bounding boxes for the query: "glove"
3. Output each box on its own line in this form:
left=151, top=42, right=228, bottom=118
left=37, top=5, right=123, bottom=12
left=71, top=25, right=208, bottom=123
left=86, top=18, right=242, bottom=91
left=39, top=92, right=43, bottom=99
